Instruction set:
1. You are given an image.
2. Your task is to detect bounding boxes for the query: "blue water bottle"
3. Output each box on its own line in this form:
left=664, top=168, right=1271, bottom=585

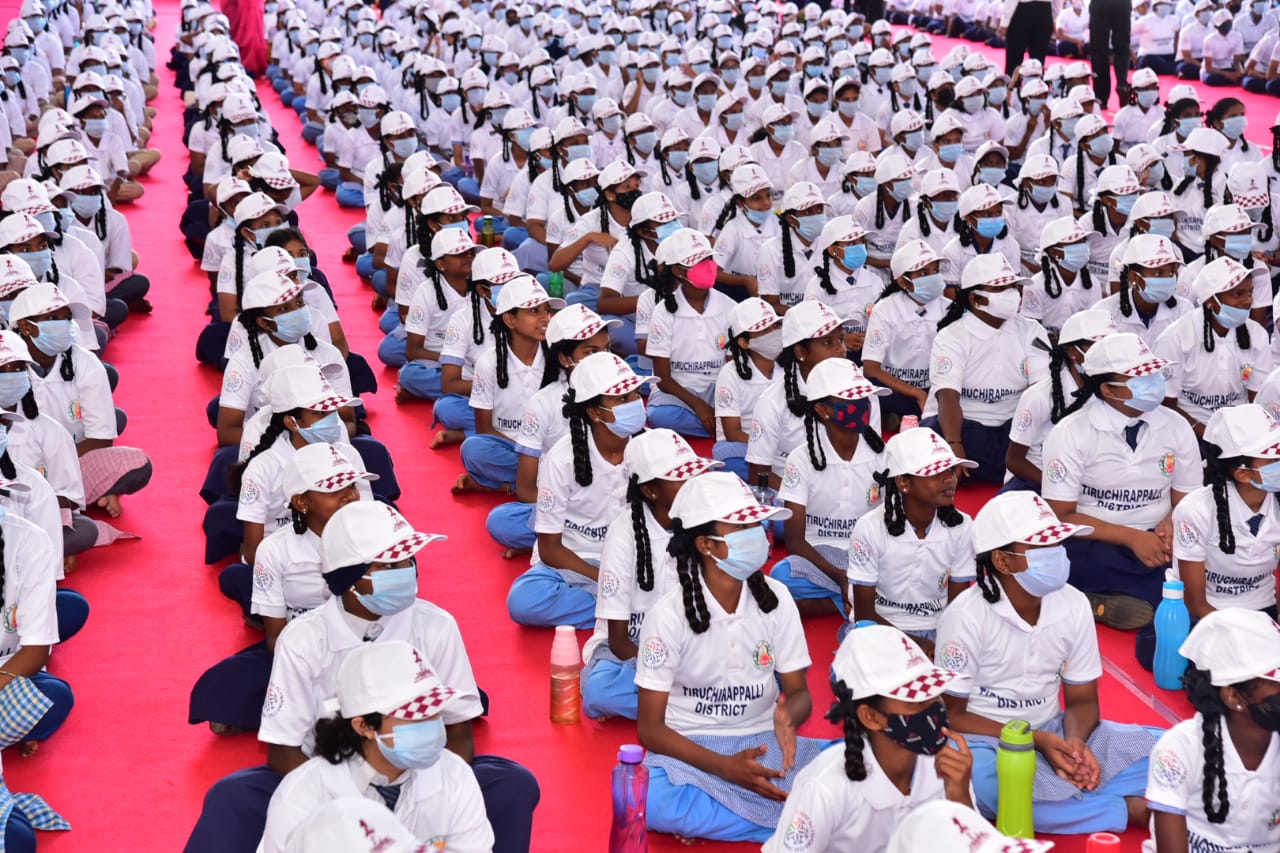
left=1153, top=580, right=1191, bottom=690
left=609, top=745, right=648, bottom=853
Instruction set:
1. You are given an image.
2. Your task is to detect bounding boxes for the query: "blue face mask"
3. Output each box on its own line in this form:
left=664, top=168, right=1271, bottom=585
left=806, top=101, right=828, bottom=119
left=1222, top=233, right=1254, bottom=260
left=441, top=93, right=462, bottom=113
left=1136, top=271, right=1176, bottom=301
left=576, top=93, right=597, bottom=113
left=297, top=409, right=345, bottom=445
left=747, top=74, right=765, bottom=91
left=71, top=191, right=104, bottom=220
left=771, top=124, right=795, bottom=144
left=1028, top=184, right=1057, bottom=206
left=938, top=142, right=963, bottom=163
left=356, top=564, right=419, bottom=616
left=743, top=206, right=772, bottom=226
left=565, top=143, right=593, bottom=164
left=1220, top=115, right=1247, bottom=141
left=1213, top=299, right=1250, bottom=330
left=974, top=216, right=1006, bottom=238
left=15, top=249, right=51, bottom=279
left=1146, top=218, right=1175, bottom=238
left=83, top=117, right=108, bottom=138
left=837, top=100, right=861, bottom=119
left=1177, top=116, right=1200, bottom=138
left=575, top=187, right=599, bottom=208
left=805, top=64, right=826, bottom=79
left=666, top=150, right=690, bottom=172
left=1112, top=372, right=1166, bottom=412
left=724, top=113, right=745, bottom=131
left=0, top=371, right=30, bottom=408
left=842, top=244, right=868, bottom=270
left=31, top=319, right=75, bottom=356
left=515, top=127, right=536, bottom=152
left=901, top=129, right=923, bottom=151
left=655, top=220, right=681, bottom=243
left=1136, top=89, right=1158, bottom=109
left=794, top=213, right=826, bottom=242
left=708, top=525, right=770, bottom=580
left=909, top=272, right=946, bottom=303
left=889, top=179, right=913, bottom=201
left=1011, top=545, right=1070, bottom=597
left=1250, top=460, right=1280, bottom=494
left=817, top=146, right=842, bottom=167
left=872, top=66, right=891, bottom=85
left=1112, top=193, right=1137, bottom=216
left=722, top=68, right=741, bottom=86
left=853, top=175, right=876, bottom=197
left=770, top=79, right=791, bottom=97
left=293, top=255, right=312, bottom=278
left=978, top=166, right=1006, bottom=187
left=270, top=305, right=312, bottom=343
left=604, top=398, right=646, bottom=437
left=696, top=93, right=717, bottom=112
left=691, top=161, right=718, bottom=186
left=1087, top=133, right=1113, bottom=157
left=930, top=200, right=958, bottom=222
left=0, top=300, right=12, bottom=325
left=1057, top=243, right=1091, bottom=272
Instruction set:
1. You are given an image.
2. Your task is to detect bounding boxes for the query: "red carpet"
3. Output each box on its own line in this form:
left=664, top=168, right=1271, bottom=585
left=14, top=7, right=1272, bottom=852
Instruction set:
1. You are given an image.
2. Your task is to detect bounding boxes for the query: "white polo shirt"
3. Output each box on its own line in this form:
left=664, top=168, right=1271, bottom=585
left=1042, top=396, right=1202, bottom=529
left=554, top=207, right=628, bottom=289
left=29, top=345, right=116, bottom=443
left=1008, top=366, right=1079, bottom=473
left=940, top=236, right=1024, bottom=291
left=1009, top=197, right=1067, bottom=273
left=439, top=300, right=494, bottom=381
left=645, top=287, right=734, bottom=410
left=924, top=312, right=1050, bottom=426
left=1094, top=290, right=1191, bottom=348
left=803, top=267, right=881, bottom=334
left=221, top=337, right=351, bottom=420
left=251, top=524, right=331, bottom=622
left=634, top=574, right=810, bottom=738
left=259, top=596, right=485, bottom=753
left=863, top=291, right=949, bottom=389
left=1142, top=717, right=1280, bottom=853
left=0, top=512, right=59, bottom=664
left=6, top=411, right=86, bottom=509
left=848, top=505, right=976, bottom=632
left=600, top=236, right=656, bottom=303
left=746, top=373, right=883, bottom=474
left=764, top=740, right=948, bottom=853
left=757, top=235, right=817, bottom=308
left=238, top=435, right=372, bottom=530
left=778, top=429, right=886, bottom=549
left=1153, top=312, right=1271, bottom=427
left=404, top=275, right=469, bottom=369
left=715, top=212, right=780, bottom=278
left=1133, top=12, right=1179, bottom=55
left=714, top=361, right=778, bottom=443
left=514, top=376, right=569, bottom=457
left=853, top=194, right=911, bottom=269
left=935, top=583, right=1102, bottom=728
left=261, top=751, right=493, bottom=853
left=896, top=211, right=960, bottom=262
left=584, top=501, right=679, bottom=665
left=469, top=346, right=547, bottom=439
left=1021, top=269, right=1100, bottom=335
left=1171, top=484, right=1280, bottom=611
left=533, top=429, right=629, bottom=565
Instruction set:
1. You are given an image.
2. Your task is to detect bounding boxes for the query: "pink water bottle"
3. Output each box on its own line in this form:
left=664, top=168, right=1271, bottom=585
left=549, top=625, right=580, bottom=724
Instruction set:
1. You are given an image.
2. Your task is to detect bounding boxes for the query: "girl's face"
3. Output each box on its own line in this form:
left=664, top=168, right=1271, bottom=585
left=503, top=303, right=552, bottom=340
left=350, top=557, right=417, bottom=598
left=934, top=129, right=962, bottom=151
left=966, top=203, right=1003, bottom=228
left=288, top=407, right=332, bottom=432
left=247, top=210, right=285, bottom=233
left=5, top=234, right=49, bottom=254
left=563, top=329, right=611, bottom=369
left=1221, top=679, right=1280, bottom=726
left=796, top=329, right=846, bottom=366
left=432, top=210, right=468, bottom=229
left=977, top=152, right=1006, bottom=171
left=1211, top=280, right=1253, bottom=312
left=742, top=321, right=782, bottom=351
left=292, top=483, right=359, bottom=525
left=971, top=283, right=1021, bottom=312
left=1212, top=102, right=1245, bottom=125
left=742, top=187, right=773, bottom=212
left=697, top=519, right=758, bottom=564
left=590, top=389, right=643, bottom=427
left=437, top=251, right=475, bottom=279
left=857, top=696, right=943, bottom=733
left=282, top=239, right=309, bottom=261
left=901, top=260, right=943, bottom=294
left=17, top=305, right=71, bottom=339
left=898, top=467, right=959, bottom=509
left=258, top=293, right=306, bottom=332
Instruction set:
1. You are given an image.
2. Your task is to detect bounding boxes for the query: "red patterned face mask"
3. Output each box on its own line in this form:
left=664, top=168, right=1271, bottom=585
left=686, top=257, right=718, bottom=289
left=829, top=397, right=871, bottom=430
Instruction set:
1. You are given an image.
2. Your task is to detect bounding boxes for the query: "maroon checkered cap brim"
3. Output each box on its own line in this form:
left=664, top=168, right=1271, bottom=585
left=884, top=666, right=956, bottom=702
left=310, top=469, right=377, bottom=493
left=660, top=458, right=720, bottom=481
left=1122, top=357, right=1171, bottom=377
left=308, top=393, right=360, bottom=413
left=371, top=532, right=444, bottom=563
left=911, top=456, right=978, bottom=477
left=390, top=684, right=459, bottom=720
left=1017, top=521, right=1093, bottom=545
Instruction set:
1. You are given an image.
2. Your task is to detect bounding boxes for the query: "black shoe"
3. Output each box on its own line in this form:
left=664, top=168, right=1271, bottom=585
left=1085, top=593, right=1154, bottom=630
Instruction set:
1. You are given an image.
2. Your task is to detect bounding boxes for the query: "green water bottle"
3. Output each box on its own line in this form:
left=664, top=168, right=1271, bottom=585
left=547, top=271, right=565, bottom=300
left=996, top=719, right=1035, bottom=839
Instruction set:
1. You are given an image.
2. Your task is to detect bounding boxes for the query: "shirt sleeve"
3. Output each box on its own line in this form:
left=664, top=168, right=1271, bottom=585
left=1151, top=326, right=1185, bottom=401
left=1171, top=494, right=1209, bottom=564
left=633, top=601, right=684, bottom=694
left=928, top=327, right=967, bottom=394
left=250, top=535, right=289, bottom=619
left=645, top=304, right=675, bottom=359
left=935, top=600, right=979, bottom=697
left=468, top=351, right=497, bottom=412
left=714, top=365, right=741, bottom=419
left=257, top=624, right=319, bottom=746
left=439, top=756, right=497, bottom=853
left=948, top=518, right=978, bottom=582
left=1170, top=417, right=1204, bottom=494
left=595, top=516, right=636, bottom=622
left=1145, top=724, right=1195, bottom=815
left=533, top=449, right=572, bottom=536
left=775, top=450, right=809, bottom=507
left=73, top=352, right=118, bottom=440
left=763, top=776, right=840, bottom=853
left=14, top=527, right=58, bottom=648
left=599, top=244, right=630, bottom=296
left=744, top=400, right=779, bottom=466
left=236, top=457, right=270, bottom=524
left=756, top=243, right=780, bottom=297
left=1040, top=421, right=1085, bottom=504
left=846, top=516, right=883, bottom=586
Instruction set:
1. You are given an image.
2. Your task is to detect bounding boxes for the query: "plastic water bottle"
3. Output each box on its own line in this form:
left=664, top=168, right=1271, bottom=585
left=608, top=745, right=648, bottom=853
left=1154, top=580, right=1191, bottom=690
left=996, top=719, right=1035, bottom=839
left=549, top=625, right=580, bottom=724
left=547, top=271, right=565, bottom=300
left=752, top=473, right=778, bottom=547
left=480, top=216, right=496, bottom=248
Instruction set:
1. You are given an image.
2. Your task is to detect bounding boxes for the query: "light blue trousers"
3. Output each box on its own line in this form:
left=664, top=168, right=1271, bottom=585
left=646, top=766, right=773, bottom=842
left=506, top=563, right=596, bottom=629
left=486, top=501, right=535, bottom=550
left=461, top=433, right=519, bottom=489
left=582, top=657, right=638, bottom=720
left=648, top=403, right=711, bottom=437
left=398, top=361, right=442, bottom=399
left=433, top=393, right=476, bottom=433
left=770, top=557, right=845, bottom=614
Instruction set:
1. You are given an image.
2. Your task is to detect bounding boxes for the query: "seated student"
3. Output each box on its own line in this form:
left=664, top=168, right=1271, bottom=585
left=455, top=276, right=561, bottom=495
left=11, top=283, right=152, bottom=518
left=1007, top=155, right=1066, bottom=276
left=1097, top=235, right=1191, bottom=348
left=940, top=184, right=1023, bottom=290
left=765, top=625, right=974, bottom=853
left=391, top=224, right=475, bottom=401
left=756, top=181, right=827, bottom=314
left=506, top=352, right=655, bottom=630
left=1156, top=258, right=1270, bottom=439
left=1146, top=609, right=1280, bottom=852
left=710, top=163, right=780, bottom=301
left=1021, top=217, right=1099, bottom=336
left=582, top=429, right=718, bottom=720
left=848, top=427, right=976, bottom=649
left=596, top=190, right=682, bottom=358
left=1105, top=192, right=1179, bottom=291
left=189, top=443, right=370, bottom=735
left=937, top=490, right=1161, bottom=834
left=921, top=254, right=1049, bottom=483
left=486, top=304, right=616, bottom=557
left=184, top=502, right=539, bottom=853
left=852, top=153, right=915, bottom=283
left=636, top=471, right=825, bottom=843
left=1006, top=309, right=1117, bottom=493
left=260, top=641, right=493, bottom=853
left=803, top=216, right=879, bottom=362
left=771, top=358, right=888, bottom=616
left=0, top=212, right=100, bottom=353
left=1172, top=404, right=1280, bottom=621
left=275, top=796, right=428, bottom=853
left=887, top=800, right=1057, bottom=852
left=1041, top=332, right=1202, bottom=659
left=713, top=298, right=781, bottom=482
left=214, top=191, right=290, bottom=323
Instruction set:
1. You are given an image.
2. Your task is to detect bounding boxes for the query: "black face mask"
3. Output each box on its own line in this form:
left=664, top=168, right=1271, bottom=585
left=882, top=701, right=950, bottom=755
left=613, top=189, right=642, bottom=210
left=1248, top=694, right=1280, bottom=732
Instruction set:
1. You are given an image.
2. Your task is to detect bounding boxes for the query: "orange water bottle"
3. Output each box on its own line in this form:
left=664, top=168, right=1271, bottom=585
left=550, top=625, right=581, bottom=724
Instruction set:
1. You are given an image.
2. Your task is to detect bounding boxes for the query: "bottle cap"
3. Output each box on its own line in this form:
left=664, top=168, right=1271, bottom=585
left=550, top=625, right=580, bottom=665
left=1162, top=580, right=1185, bottom=600
left=1087, top=832, right=1121, bottom=851
left=618, top=744, right=645, bottom=764
left=999, top=719, right=1034, bottom=750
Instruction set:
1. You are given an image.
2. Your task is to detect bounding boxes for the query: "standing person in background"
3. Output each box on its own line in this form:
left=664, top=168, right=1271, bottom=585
left=1000, top=0, right=1054, bottom=76
left=1090, top=0, right=1133, bottom=107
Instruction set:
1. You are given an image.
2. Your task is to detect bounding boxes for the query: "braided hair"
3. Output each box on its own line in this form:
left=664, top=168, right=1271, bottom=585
left=1200, top=302, right=1251, bottom=354
left=813, top=251, right=839, bottom=296
left=1173, top=153, right=1219, bottom=211
left=779, top=212, right=799, bottom=279
left=803, top=401, right=885, bottom=470
left=1018, top=180, right=1061, bottom=211
left=777, top=347, right=807, bottom=417
left=465, top=276, right=493, bottom=347
left=873, top=184, right=911, bottom=230
left=666, top=518, right=778, bottom=633
left=712, top=193, right=742, bottom=235
left=488, top=309, right=550, bottom=389
left=627, top=474, right=658, bottom=591
left=973, top=551, right=1003, bottom=603
left=827, top=679, right=875, bottom=781
left=874, top=469, right=965, bottom=537
left=726, top=325, right=756, bottom=381
left=917, top=198, right=961, bottom=237
left=936, top=286, right=972, bottom=331
left=238, top=308, right=318, bottom=368
left=375, top=161, right=403, bottom=215
left=626, top=222, right=653, bottom=288
left=229, top=410, right=293, bottom=492
left=1040, top=248, right=1094, bottom=301
left=1117, top=264, right=1179, bottom=318
left=561, top=387, right=599, bottom=487
left=232, top=226, right=250, bottom=307
left=1076, top=142, right=1118, bottom=207
left=1202, top=442, right=1251, bottom=556
left=1182, top=667, right=1235, bottom=824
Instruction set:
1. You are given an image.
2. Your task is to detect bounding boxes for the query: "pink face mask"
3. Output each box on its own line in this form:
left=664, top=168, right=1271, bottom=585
left=686, top=257, right=718, bottom=289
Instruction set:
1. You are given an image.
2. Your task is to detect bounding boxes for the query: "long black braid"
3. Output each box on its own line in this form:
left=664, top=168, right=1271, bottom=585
left=814, top=252, right=837, bottom=296
left=1182, top=667, right=1235, bottom=824
left=874, top=469, right=966, bottom=537
left=414, top=215, right=438, bottom=277
left=375, top=161, right=402, bottom=215
left=802, top=404, right=885, bottom=470
left=1174, top=154, right=1219, bottom=211
left=685, top=159, right=703, bottom=201
left=666, top=517, right=779, bottom=633
left=466, top=276, right=489, bottom=346
left=1202, top=443, right=1249, bottom=555
left=973, top=551, right=1003, bottom=603
left=827, top=679, right=874, bottom=781
left=627, top=225, right=652, bottom=287
left=727, top=327, right=755, bottom=380
left=539, top=337, right=581, bottom=387
left=648, top=262, right=678, bottom=314
left=88, top=193, right=108, bottom=240
left=778, top=348, right=806, bottom=417
left=229, top=410, right=294, bottom=492
left=779, top=213, right=797, bottom=279
left=488, top=309, right=549, bottom=389
left=1201, top=303, right=1251, bottom=354
left=712, top=193, right=742, bottom=235
left=561, top=387, right=598, bottom=487
left=1041, top=250, right=1094, bottom=302
left=627, top=474, right=656, bottom=591
left=232, top=227, right=249, bottom=307
left=936, top=287, right=971, bottom=331
left=1018, top=181, right=1061, bottom=211
left=1118, top=264, right=1175, bottom=318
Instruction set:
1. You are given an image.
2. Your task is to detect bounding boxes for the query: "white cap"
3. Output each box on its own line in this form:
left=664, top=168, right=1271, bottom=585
left=887, top=801, right=1056, bottom=853
left=930, top=111, right=966, bottom=140
left=546, top=303, right=620, bottom=345
left=561, top=157, right=600, bottom=186
left=958, top=183, right=1006, bottom=218
left=921, top=168, right=961, bottom=198
left=216, top=176, right=251, bottom=205
left=1019, top=155, right=1059, bottom=182
left=421, top=186, right=476, bottom=216
left=9, top=282, right=78, bottom=325
left=1191, top=256, right=1250, bottom=306
left=569, top=351, right=657, bottom=399
left=235, top=191, right=287, bottom=224
left=598, top=159, right=644, bottom=190
left=1093, top=164, right=1141, bottom=197
left=336, top=640, right=460, bottom=721
left=1049, top=98, right=1084, bottom=122
left=630, top=192, right=680, bottom=225
left=248, top=153, right=300, bottom=190
left=0, top=179, right=55, bottom=215
left=1122, top=233, right=1182, bottom=268
left=1183, top=127, right=1228, bottom=158
left=1180, top=609, right=1280, bottom=686
left=1058, top=309, right=1118, bottom=345
left=470, top=248, right=522, bottom=284
left=1082, top=332, right=1172, bottom=378
left=0, top=256, right=37, bottom=299
left=885, top=427, right=977, bottom=477
left=429, top=228, right=479, bottom=261
left=890, top=109, right=925, bottom=137
left=283, top=798, right=422, bottom=853
left=321, top=502, right=444, bottom=571
left=804, top=358, right=889, bottom=401
left=1204, top=403, right=1280, bottom=460
left=58, top=164, right=105, bottom=192
left=730, top=163, right=773, bottom=198
left=1225, top=163, right=1269, bottom=210
left=670, top=470, right=791, bottom=528
left=1202, top=203, right=1252, bottom=238
left=779, top=181, right=826, bottom=213
left=283, top=442, right=378, bottom=498
left=833, top=624, right=956, bottom=701
left=814, top=215, right=867, bottom=255
left=625, top=428, right=721, bottom=482
left=890, top=239, right=939, bottom=279
left=494, top=274, right=565, bottom=314
left=0, top=213, right=46, bottom=248
left=249, top=247, right=302, bottom=280
left=781, top=300, right=844, bottom=347
left=874, top=152, right=915, bottom=185
left=1130, top=192, right=1175, bottom=221
left=264, top=365, right=358, bottom=414
left=973, top=491, right=1093, bottom=553
left=960, top=254, right=1026, bottom=290
left=654, top=228, right=714, bottom=268
left=0, top=330, right=34, bottom=367
left=242, top=269, right=303, bottom=310
left=729, top=297, right=780, bottom=336
left=1038, top=216, right=1090, bottom=253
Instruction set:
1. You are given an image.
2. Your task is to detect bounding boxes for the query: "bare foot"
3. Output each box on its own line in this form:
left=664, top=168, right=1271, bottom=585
left=501, top=547, right=533, bottom=560
left=63, top=555, right=77, bottom=575
left=394, top=384, right=414, bottom=404
left=430, top=429, right=464, bottom=449
left=675, top=836, right=698, bottom=846
left=97, top=494, right=122, bottom=517
left=18, top=741, right=37, bottom=757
